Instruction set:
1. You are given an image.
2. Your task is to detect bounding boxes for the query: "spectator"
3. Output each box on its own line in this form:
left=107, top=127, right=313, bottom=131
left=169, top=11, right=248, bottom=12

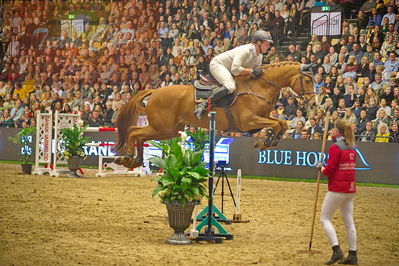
left=349, top=43, right=363, bottom=63
left=283, top=96, right=297, bottom=120
left=391, top=108, right=399, bottom=124
left=0, top=109, right=14, bottom=127
left=289, top=120, right=305, bottom=139
left=375, top=123, right=390, bottom=142
left=330, top=87, right=344, bottom=108
left=368, top=8, right=382, bottom=28
left=88, top=111, right=103, bottom=127
left=344, top=108, right=357, bottom=124
left=343, top=85, right=356, bottom=108
left=381, top=36, right=396, bottom=58
left=263, top=46, right=283, bottom=63
left=307, top=117, right=323, bottom=136
left=356, top=109, right=369, bottom=135
left=359, top=121, right=376, bottom=142
left=357, top=10, right=368, bottom=29
left=270, top=108, right=285, bottom=120
left=327, top=46, right=338, bottom=66
left=334, top=53, right=347, bottom=75
left=321, top=56, right=332, bottom=74
left=381, top=6, right=396, bottom=25
left=372, top=108, right=391, bottom=130
left=385, top=23, right=398, bottom=43
left=365, top=97, right=379, bottom=120
left=269, top=10, right=285, bottom=44
left=357, top=56, right=370, bottom=77
left=10, top=99, right=24, bottom=121
left=300, top=129, right=309, bottom=140
left=370, top=73, right=386, bottom=92
left=389, top=122, right=399, bottom=142
left=311, top=131, right=322, bottom=140
left=342, top=63, right=358, bottom=80
left=384, top=51, right=399, bottom=74
left=289, top=109, right=306, bottom=129
left=361, top=0, right=376, bottom=15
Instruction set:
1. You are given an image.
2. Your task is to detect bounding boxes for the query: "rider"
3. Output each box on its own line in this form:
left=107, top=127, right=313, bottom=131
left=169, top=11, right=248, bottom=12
left=194, top=30, right=274, bottom=119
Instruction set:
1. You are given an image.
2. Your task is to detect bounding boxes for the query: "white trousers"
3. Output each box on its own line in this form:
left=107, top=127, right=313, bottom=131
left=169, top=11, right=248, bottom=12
left=320, top=191, right=357, bottom=251
left=209, top=62, right=236, bottom=93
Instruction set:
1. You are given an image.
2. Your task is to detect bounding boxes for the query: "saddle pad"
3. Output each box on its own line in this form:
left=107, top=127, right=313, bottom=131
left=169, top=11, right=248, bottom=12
left=195, top=89, right=212, bottom=103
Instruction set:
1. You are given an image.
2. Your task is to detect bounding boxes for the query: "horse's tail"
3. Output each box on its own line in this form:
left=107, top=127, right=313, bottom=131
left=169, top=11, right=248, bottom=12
left=113, top=90, right=153, bottom=154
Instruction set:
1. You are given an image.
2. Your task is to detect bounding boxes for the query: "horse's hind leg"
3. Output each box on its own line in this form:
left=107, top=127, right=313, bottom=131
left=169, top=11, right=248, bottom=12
left=114, top=128, right=139, bottom=167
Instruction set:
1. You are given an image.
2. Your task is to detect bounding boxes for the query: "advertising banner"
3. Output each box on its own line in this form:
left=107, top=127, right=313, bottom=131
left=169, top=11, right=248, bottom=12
left=0, top=129, right=398, bottom=185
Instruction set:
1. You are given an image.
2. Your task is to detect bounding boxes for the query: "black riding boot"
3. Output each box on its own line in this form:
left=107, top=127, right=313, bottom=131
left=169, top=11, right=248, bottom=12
left=325, top=245, right=344, bottom=265
left=194, top=86, right=229, bottom=119
left=338, top=250, right=358, bottom=265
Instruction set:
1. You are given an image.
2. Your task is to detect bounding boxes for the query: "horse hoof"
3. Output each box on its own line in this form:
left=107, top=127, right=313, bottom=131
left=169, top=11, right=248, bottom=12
left=271, top=132, right=283, bottom=147
left=114, top=157, right=124, bottom=165
left=129, top=157, right=143, bottom=169
left=254, top=139, right=267, bottom=148
left=263, top=140, right=273, bottom=149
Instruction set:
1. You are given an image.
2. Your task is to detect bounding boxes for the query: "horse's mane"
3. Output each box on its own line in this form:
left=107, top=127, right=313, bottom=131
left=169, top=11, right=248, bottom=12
left=235, top=61, right=301, bottom=89
left=261, top=61, right=300, bottom=70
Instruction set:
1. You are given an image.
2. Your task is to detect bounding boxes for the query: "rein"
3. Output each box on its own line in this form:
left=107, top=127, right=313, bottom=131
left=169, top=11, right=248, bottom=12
left=237, top=90, right=271, bottom=105
left=257, top=69, right=315, bottom=97
left=234, top=66, right=315, bottom=106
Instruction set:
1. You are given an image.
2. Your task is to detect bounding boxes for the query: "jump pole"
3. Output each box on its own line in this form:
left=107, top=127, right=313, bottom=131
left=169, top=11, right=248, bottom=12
left=233, top=169, right=242, bottom=221
left=85, top=127, right=118, bottom=132
left=85, top=142, right=150, bottom=177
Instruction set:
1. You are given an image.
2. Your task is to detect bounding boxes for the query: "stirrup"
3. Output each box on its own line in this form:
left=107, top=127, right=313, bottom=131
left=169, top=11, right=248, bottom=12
left=194, top=102, right=207, bottom=120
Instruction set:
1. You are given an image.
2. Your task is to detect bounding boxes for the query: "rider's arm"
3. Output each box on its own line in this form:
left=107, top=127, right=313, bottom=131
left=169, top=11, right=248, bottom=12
left=231, top=47, right=256, bottom=76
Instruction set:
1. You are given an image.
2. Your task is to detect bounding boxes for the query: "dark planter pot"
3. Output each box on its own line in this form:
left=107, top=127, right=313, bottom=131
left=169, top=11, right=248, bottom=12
left=67, top=156, right=81, bottom=177
left=165, top=201, right=198, bottom=245
left=21, top=164, right=33, bottom=174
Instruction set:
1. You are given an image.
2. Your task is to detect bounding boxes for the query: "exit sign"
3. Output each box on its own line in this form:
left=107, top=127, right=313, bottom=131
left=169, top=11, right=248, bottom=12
left=68, top=14, right=75, bottom=19
left=321, top=6, right=330, bottom=12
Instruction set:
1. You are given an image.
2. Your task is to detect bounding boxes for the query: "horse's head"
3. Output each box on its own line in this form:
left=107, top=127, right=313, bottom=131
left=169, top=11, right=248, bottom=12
left=290, top=64, right=316, bottom=106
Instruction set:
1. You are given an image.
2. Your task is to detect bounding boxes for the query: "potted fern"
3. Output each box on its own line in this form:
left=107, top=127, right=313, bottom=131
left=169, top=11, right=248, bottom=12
left=9, top=127, right=36, bottom=174
left=59, top=125, right=90, bottom=177
left=149, top=136, right=209, bottom=245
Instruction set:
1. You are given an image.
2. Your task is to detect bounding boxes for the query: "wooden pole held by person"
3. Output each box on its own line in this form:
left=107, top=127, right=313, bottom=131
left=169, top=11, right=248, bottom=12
left=308, top=111, right=330, bottom=251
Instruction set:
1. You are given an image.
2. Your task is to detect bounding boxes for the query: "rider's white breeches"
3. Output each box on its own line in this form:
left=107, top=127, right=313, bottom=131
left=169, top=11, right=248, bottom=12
left=320, top=191, right=357, bottom=251
left=209, top=62, right=236, bottom=93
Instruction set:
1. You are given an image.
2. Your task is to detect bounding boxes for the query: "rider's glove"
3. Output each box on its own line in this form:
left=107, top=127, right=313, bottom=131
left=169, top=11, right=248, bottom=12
left=252, top=67, right=263, bottom=77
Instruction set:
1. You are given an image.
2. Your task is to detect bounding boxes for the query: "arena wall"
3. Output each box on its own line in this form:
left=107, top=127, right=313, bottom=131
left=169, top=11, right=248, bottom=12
left=1, top=129, right=398, bottom=185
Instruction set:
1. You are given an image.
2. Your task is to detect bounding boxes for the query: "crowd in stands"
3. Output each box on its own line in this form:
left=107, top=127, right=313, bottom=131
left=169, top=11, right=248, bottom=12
left=0, top=0, right=398, bottom=143
left=0, top=0, right=159, bottom=128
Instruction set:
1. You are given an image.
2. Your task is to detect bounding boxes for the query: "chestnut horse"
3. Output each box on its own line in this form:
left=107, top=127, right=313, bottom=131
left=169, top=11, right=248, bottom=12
left=114, top=62, right=315, bottom=168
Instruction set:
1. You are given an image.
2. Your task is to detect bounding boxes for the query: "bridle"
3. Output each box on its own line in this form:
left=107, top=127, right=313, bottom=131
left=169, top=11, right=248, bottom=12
left=258, top=68, right=315, bottom=97
left=237, top=66, right=315, bottom=105
left=293, top=70, right=316, bottom=97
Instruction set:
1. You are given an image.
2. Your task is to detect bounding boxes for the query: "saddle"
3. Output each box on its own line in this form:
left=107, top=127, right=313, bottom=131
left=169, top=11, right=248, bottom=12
left=193, top=74, right=236, bottom=108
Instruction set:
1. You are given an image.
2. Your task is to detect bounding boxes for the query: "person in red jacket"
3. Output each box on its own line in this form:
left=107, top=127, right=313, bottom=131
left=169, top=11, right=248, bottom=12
left=318, top=119, right=358, bottom=265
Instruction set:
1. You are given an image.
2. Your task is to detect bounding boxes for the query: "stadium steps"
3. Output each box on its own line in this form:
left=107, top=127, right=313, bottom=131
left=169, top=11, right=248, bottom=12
left=277, top=31, right=310, bottom=57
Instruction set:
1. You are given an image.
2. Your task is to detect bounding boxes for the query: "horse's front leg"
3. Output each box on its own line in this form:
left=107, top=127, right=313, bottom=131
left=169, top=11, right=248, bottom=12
left=248, top=116, right=283, bottom=150
left=268, top=117, right=288, bottom=147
